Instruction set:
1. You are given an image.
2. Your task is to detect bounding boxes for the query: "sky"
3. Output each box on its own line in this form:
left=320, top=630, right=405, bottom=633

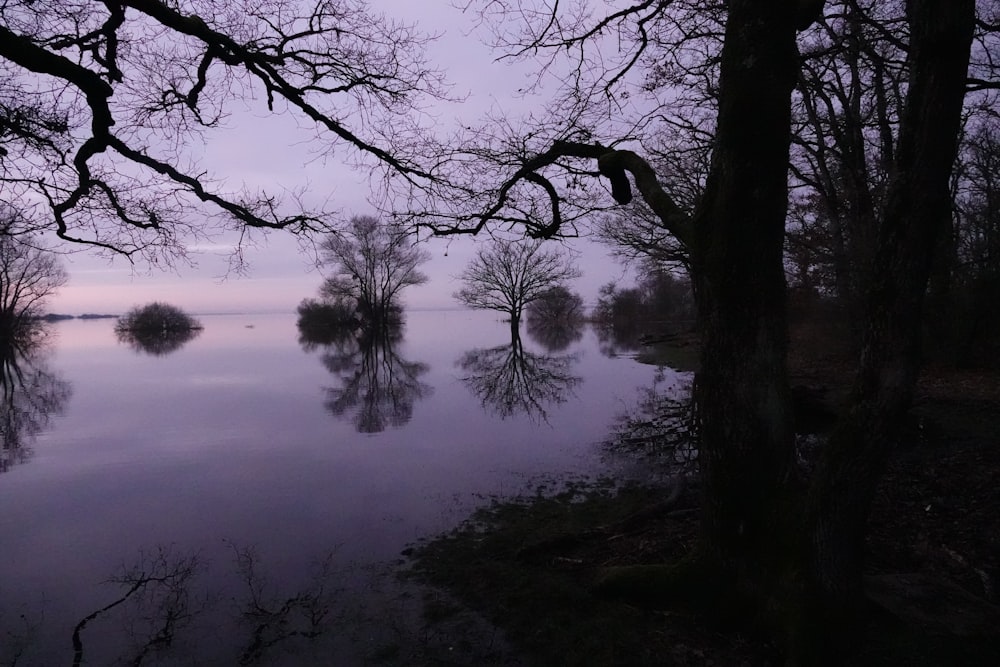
left=45, top=1, right=632, bottom=316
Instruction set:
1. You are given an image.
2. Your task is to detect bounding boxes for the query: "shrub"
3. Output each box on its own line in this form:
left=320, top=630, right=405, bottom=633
left=116, top=302, right=201, bottom=333
left=295, top=298, right=361, bottom=347
left=526, top=286, right=585, bottom=323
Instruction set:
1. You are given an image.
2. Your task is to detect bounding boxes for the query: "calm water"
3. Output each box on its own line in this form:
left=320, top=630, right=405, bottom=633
left=0, top=310, right=682, bottom=665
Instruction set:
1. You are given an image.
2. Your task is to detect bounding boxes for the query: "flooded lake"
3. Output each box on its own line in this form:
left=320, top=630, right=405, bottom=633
left=0, top=309, right=683, bottom=665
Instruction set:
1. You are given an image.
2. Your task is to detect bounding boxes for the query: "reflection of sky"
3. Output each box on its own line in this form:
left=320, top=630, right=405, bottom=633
left=0, top=311, right=677, bottom=664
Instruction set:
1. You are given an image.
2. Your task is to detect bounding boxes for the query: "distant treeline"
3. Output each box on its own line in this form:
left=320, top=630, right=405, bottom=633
left=36, top=313, right=118, bottom=321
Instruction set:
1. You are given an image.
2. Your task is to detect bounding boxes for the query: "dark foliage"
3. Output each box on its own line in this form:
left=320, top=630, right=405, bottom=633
left=116, top=302, right=200, bottom=334
left=592, top=269, right=695, bottom=354
left=526, top=285, right=585, bottom=323
left=115, top=302, right=202, bottom=356
left=295, top=298, right=360, bottom=346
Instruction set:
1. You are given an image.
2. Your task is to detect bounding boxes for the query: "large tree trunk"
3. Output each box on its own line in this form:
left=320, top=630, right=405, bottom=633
left=692, top=0, right=974, bottom=660
left=690, top=0, right=800, bottom=606
left=595, top=2, right=974, bottom=663
left=800, top=1, right=975, bottom=657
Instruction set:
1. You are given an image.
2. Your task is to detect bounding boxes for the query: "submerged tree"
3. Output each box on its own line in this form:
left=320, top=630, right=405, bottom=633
left=295, top=298, right=360, bottom=344
left=526, top=285, right=584, bottom=323
left=454, top=239, right=581, bottom=333
left=316, top=215, right=430, bottom=329
left=0, top=213, right=68, bottom=340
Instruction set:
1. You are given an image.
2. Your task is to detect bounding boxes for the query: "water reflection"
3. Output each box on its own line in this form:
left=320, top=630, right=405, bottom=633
left=3, top=544, right=340, bottom=667
left=594, top=319, right=643, bottom=358
left=458, top=332, right=581, bottom=422
left=526, top=316, right=584, bottom=353
left=116, top=327, right=202, bottom=356
left=300, top=325, right=432, bottom=433
left=605, top=368, right=696, bottom=474
left=0, top=334, right=72, bottom=472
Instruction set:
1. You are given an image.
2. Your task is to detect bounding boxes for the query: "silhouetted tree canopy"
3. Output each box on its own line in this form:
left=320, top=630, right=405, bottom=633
left=0, top=210, right=68, bottom=340
left=295, top=298, right=360, bottom=345
left=523, top=285, right=585, bottom=351
left=592, top=267, right=695, bottom=339
left=526, top=285, right=584, bottom=323
left=316, top=215, right=429, bottom=329
left=116, top=302, right=200, bottom=333
left=454, top=239, right=580, bottom=330
left=392, top=1, right=981, bottom=661
left=0, top=0, right=447, bottom=264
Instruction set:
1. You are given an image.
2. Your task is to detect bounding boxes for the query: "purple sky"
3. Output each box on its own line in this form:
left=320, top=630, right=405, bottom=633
left=47, top=1, right=629, bottom=316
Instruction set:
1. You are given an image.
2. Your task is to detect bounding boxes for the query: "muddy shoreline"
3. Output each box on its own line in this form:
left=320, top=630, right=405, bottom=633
left=402, top=351, right=1000, bottom=666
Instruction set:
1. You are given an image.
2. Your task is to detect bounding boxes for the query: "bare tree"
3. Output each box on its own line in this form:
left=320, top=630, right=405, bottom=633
left=945, top=119, right=1000, bottom=363
left=0, top=215, right=68, bottom=338
left=318, top=215, right=429, bottom=328
left=0, top=0, right=447, bottom=264
left=393, top=1, right=977, bottom=661
left=60, top=543, right=340, bottom=667
left=454, top=239, right=581, bottom=333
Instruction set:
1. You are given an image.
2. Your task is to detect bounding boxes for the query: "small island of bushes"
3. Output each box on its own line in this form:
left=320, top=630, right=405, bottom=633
left=115, top=302, right=201, bottom=334
left=115, top=302, right=202, bottom=356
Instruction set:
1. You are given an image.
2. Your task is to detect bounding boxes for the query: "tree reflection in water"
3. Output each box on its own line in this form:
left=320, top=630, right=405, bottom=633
left=605, top=368, right=697, bottom=474
left=526, top=316, right=584, bottom=353
left=593, top=318, right=644, bottom=358
left=0, top=333, right=72, bottom=473
left=2, top=544, right=342, bottom=667
left=299, top=324, right=432, bottom=434
left=458, top=333, right=581, bottom=422
left=116, top=327, right=202, bottom=356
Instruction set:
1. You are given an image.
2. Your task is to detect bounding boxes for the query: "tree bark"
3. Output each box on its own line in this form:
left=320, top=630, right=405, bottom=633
left=691, top=2, right=974, bottom=661
left=690, top=0, right=801, bottom=605
left=799, top=1, right=975, bottom=660
left=526, top=2, right=975, bottom=663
